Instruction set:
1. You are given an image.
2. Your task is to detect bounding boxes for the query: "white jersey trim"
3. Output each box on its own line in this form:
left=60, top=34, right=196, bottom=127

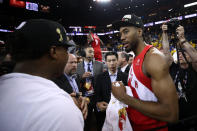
left=128, top=65, right=158, bottom=102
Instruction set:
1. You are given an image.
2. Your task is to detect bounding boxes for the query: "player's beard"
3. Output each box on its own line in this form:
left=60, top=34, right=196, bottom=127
left=125, top=38, right=139, bottom=53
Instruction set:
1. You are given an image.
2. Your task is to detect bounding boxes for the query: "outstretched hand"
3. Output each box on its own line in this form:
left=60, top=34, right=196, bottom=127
left=176, top=25, right=186, bottom=43
left=162, top=24, right=168, bottom=33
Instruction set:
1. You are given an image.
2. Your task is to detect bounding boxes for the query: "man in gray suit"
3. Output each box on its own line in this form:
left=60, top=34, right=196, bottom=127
left=77, top=46, right=103, bottom=131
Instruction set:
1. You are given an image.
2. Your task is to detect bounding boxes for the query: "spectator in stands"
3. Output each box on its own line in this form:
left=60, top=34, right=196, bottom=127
left=95, top=51, right=128, bottom=131
left=53, top=54, right=89, bottom=120
left=118, top=52, right=131, bottom=74
left=177, top=26, right=197, bottom=71
left=0, top=19, right=84, bottom=131
left=77, top=46, right=104, bottom=131
left=162, top=24, right=197, bottom=130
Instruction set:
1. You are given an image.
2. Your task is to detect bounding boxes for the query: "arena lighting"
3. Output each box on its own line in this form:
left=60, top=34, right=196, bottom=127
left=155, top=16, right=183, bottom=25
left=107, top=24, right=112, bottom=28
left=184, top=2, right=197, bottom=8
left=40, top=5, right=50, bottom=13
left=74, top=33, right=84, bottom=35
left=185, top=13, right=197, bottom=19
left=166, top=16, right=183, bottom=21
left=0, top=29, right=13, bottom=32
left=26, top=2, right=38, bottom=11
left=155, top=20, right=167, bottom=25
left=84, top=26, right=96, bottom=29
left=114, top=31, right=119, bottom=33
left=144, top=22, right=154, bottom=27
left=69, top=26, right=82, bottom=28
left=9, top=0, right=25, bottom=8
left=69, top=26, right=82, bottom=32
left=105, top=31, right=114, bottom=35
left=0, top=13, right=196, bottom=33
left=176, top=16, right=183, bottom=20
left=97, top=33, right=105, bottom=35
left=66, top=33, right=75, bottom=36
left=94, top=0, right=111, bottom=3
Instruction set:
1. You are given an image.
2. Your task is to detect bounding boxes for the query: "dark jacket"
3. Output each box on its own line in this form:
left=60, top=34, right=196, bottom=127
left=53, top=74, right=85, bottom=95
left=95, top=70, right=128, bottom=104
left=125, top=64, right=131, bottom=74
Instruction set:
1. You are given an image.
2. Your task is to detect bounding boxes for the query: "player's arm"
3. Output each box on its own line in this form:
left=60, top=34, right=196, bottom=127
left=144, top=52, right=178, bottom=122
left=87, top=33, right=94, bottom=44
left=112, top=51, right=178, bottom=123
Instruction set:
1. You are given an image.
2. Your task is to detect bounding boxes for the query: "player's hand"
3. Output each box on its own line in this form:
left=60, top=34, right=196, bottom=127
left=111, top=81, right=126, bottom=102
left=162, top=24, right=168, bottom=33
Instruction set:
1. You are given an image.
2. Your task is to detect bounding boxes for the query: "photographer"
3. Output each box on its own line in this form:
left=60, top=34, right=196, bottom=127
left=162, top=24, right=197, bottom=130
left=177, top=26, right=197, bottom=71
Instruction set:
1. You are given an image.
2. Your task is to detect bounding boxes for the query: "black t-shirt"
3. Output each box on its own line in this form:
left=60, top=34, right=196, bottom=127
left=170, top=62, right=197, bottom=120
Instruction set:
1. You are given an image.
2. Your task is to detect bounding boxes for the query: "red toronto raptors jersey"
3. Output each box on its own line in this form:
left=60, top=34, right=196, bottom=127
left=127, top=45, right=168, bottom=131
left=90, top=33, right=102, bottom=62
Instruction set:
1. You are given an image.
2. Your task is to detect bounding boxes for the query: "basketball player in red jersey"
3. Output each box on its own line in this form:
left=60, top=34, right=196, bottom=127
left=111, top=14, right=178, bottom=131
left=87, top=32, right=103, bottom=62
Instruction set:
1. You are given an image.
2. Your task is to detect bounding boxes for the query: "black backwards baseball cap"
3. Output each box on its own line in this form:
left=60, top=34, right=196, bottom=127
left=112, top=14, right=144, bottom=30
left=14, top=19, right=72, bottom=48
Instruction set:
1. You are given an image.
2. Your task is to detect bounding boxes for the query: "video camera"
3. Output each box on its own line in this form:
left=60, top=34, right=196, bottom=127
left=166, top=18, right=180, bottom=33
left=165, top=18, right=181, bottom=47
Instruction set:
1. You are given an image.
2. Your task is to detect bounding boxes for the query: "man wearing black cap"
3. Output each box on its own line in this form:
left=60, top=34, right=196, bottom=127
left=0, top=19, right=84, bottom=131
left=111, top=14, right=178, bottom=131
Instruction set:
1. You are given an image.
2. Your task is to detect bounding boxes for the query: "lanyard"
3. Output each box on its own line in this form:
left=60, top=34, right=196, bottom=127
left=174, top=70, right=188, bottom=102
left=174, top=70, right=188, bottom=88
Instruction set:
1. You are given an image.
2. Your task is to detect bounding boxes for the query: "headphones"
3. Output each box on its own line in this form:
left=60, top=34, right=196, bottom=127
left=80, top=48, right=86, bottom=58
left=80, top=46, right=94, bottom=58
